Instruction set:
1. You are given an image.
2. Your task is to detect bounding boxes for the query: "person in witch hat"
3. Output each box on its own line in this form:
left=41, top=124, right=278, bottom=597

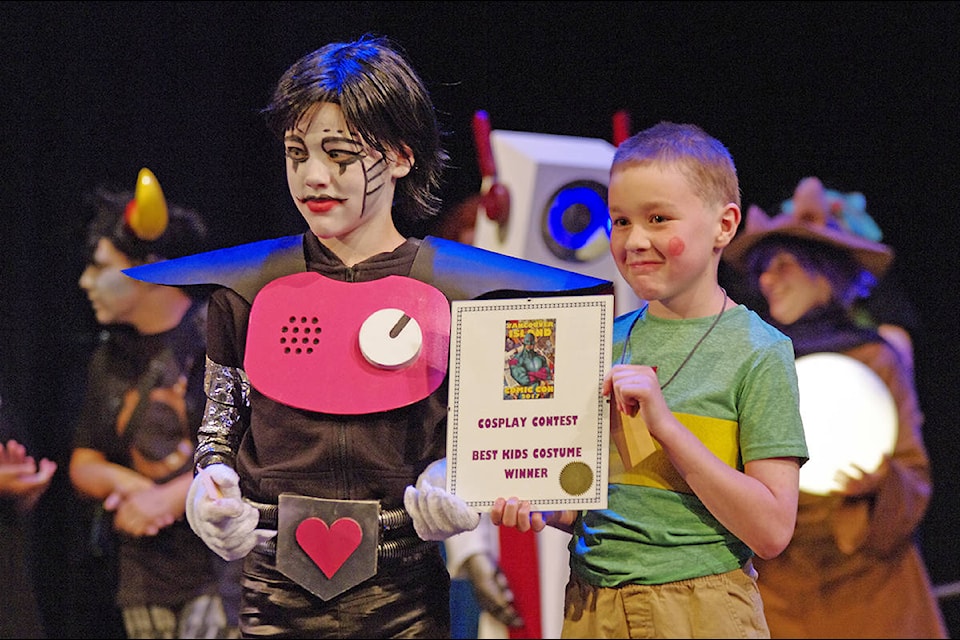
left=722, top=183, right=947, bottom=638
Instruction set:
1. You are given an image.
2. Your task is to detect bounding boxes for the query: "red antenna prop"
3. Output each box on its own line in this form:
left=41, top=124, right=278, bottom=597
left=612, top=110, right=631, bottom=147
left=472, top=110, right=510, bottom=225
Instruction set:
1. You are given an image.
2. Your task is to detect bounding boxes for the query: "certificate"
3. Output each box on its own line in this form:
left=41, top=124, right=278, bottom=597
left=447, top=294, right=613, bottom=511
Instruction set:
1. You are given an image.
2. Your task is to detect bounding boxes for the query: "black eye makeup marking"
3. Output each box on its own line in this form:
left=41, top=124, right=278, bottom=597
left=284, top=134, right=309, bottom=167
left=364, top=156, right=388, bottom=196
left=320, top=137, right=365, bottom=175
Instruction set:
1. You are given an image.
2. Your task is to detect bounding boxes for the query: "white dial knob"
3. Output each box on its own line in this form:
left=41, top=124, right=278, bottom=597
left=358, top=308, right=423, bottom=370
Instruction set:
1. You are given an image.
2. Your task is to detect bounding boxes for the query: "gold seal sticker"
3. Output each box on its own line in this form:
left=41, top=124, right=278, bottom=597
left=559, top=461, right=593, bottom=496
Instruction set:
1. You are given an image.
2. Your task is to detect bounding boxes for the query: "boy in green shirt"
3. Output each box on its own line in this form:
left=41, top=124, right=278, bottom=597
left=492, top=122, right=808, bottom=638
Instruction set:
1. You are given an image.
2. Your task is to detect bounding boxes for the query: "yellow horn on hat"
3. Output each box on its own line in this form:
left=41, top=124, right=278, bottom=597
left=124, top=168, right=168, bottom=241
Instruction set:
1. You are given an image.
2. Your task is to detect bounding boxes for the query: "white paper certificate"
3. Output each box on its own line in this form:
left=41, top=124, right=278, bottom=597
left=447, top=294, right=613, bottom=511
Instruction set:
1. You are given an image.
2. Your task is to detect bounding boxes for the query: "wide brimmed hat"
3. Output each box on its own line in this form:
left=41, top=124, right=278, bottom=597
left=724, top=204, right=894, bottom=277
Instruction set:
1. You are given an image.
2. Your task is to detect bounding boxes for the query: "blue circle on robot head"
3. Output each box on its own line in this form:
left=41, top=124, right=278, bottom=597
left=541, top=180, right=610, bottom=262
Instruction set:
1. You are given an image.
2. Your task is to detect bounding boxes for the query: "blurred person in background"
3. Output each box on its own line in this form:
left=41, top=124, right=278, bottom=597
left=69, top=173, right=241, bottom=638
left=0, top=375, right=57, bottom=639
left=722, top=189, right=947, bottom=638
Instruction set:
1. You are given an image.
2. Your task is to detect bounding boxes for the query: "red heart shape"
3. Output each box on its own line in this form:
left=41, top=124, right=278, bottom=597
left=295, top=517, right=363, bottom=578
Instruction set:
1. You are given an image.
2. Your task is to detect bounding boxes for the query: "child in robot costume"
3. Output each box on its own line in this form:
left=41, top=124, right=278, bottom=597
left=125, top=34, right=612, bottom=637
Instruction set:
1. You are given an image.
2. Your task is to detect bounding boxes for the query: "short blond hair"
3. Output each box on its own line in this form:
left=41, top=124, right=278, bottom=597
left=612, top=121, right=741, bottom=209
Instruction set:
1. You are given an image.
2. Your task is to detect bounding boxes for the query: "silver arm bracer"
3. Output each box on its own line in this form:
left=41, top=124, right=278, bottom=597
left=195, top=355, right=250, bottom=470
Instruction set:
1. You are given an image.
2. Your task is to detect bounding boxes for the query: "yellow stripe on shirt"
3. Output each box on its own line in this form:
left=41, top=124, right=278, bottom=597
left=609, top=411, right=740, bottom=493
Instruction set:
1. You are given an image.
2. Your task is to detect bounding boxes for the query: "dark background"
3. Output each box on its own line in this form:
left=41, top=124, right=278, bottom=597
left=2, top=1, right=958, bottom=637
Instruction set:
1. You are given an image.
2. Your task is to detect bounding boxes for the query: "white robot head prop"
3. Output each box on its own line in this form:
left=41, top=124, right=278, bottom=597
left=472, top=129, right=641, bottom=315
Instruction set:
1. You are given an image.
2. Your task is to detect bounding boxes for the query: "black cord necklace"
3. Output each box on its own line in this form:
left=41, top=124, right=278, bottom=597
left=618, top=288, right=729, bottom=390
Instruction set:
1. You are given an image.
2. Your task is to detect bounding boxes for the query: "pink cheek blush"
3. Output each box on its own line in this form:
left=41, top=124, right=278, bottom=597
left=667, top=237, right=685, bottom=256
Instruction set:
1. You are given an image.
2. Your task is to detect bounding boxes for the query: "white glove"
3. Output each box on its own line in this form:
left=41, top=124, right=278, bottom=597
left=404, top=458, right=480, bottom=541
left=185, top=463, right=276, bottom=561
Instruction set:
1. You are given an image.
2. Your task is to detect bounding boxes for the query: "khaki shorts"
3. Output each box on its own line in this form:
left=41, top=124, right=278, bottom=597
left=562, top=560, right=770, bottom=639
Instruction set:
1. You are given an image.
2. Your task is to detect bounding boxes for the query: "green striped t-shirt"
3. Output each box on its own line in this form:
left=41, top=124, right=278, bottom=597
left=571, top=304, right=808, bottom=587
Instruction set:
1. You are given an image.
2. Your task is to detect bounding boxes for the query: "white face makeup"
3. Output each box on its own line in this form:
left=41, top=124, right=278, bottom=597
left=284, top=102, right=405, bottom=245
